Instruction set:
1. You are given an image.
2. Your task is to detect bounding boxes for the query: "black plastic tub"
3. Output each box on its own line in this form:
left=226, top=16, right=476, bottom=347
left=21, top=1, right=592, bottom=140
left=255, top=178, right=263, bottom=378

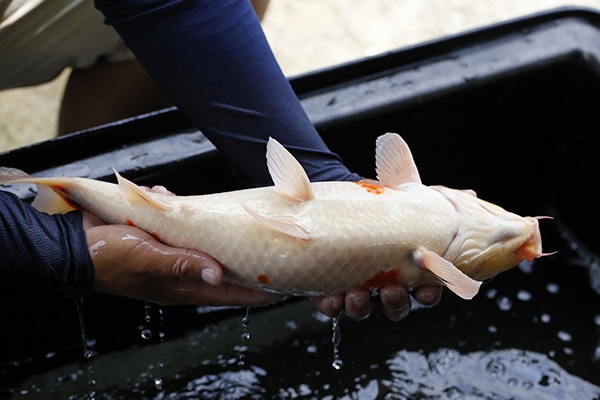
left=2, top=7, right=600, bottom=399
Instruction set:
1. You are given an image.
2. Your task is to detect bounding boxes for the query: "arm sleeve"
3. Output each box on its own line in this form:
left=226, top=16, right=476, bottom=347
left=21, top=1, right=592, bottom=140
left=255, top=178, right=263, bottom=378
left=0, top=192, right=94, bottom=297
left=94, top=0, right=361, bottom=187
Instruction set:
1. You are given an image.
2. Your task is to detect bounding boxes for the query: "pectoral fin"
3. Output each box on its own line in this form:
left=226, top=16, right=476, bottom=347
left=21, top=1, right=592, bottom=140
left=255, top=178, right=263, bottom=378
left=242, top=203, right=312, bottom=240
left=414, top=247, right=481, bottom=300
left=113, top=169, right=173, bottom=212
left=266, top=137, right=314, bottom=202
left=375, top=133, right=422, bottom=187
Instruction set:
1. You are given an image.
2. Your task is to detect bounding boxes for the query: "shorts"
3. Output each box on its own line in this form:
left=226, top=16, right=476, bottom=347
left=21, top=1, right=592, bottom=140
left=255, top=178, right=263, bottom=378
left=0, top=0, right=135, bottom=90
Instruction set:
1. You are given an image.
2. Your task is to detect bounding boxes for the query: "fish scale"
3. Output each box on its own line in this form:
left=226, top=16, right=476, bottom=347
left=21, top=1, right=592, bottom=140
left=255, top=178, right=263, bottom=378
left=0, top=133, right=548, bottom=300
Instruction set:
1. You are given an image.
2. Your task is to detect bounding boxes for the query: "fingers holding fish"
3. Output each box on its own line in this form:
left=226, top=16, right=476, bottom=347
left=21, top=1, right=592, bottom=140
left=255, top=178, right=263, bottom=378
left=379, top=285, right=411, bottom=321
left=85, top=218, right=283, bottom=306
left=411, top=284, right=443, bottom=307
left=345, top=290, right=373, bottom=321
left=310, top=285, right=413, bottom=322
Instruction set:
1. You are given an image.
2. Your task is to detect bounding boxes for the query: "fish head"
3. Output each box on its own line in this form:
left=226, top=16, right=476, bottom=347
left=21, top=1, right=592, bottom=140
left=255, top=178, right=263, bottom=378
left=433, top=186, right=548, bottom=282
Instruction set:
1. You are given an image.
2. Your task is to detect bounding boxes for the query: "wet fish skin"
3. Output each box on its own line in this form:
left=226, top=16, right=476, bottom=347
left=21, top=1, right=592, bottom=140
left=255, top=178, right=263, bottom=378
left=0, top=133, right=547, bottom=299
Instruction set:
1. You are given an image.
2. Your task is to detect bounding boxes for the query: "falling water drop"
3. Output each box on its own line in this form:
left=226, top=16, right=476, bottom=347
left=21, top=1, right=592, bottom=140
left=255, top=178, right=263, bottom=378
left=236, top=308, right=252, bottom=368
left=241, top=307, right=251, bottom=341
left=331, top=315, right=344, bottom=370
left=75, top=298, right=97, bottom=400
left=144, top=302, right=152, bottom=323
left=141, top=329, right=153, bottom=340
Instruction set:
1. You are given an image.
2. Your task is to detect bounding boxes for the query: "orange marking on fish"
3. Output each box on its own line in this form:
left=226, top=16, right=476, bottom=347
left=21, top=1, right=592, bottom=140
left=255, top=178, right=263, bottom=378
left=359, top=270, right=402, bottom=290
left=257, top=273, right=270, bottom=284
left=50, top=185, right=83, bottom=210
left=125, top=219, right=136, bottom=227
left=150, top=232, right=161, bottom=241
left=355, top=181, right=386, bottom=195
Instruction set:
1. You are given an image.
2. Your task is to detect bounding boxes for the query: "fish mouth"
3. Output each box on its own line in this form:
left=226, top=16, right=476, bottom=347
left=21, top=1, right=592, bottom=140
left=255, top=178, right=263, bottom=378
left=514, top=216, right=554, bottom=262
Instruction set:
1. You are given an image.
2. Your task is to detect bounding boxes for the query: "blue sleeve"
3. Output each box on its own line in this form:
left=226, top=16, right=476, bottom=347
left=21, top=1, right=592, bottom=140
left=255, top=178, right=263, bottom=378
left=0, top=192, right=94, bottom=297
left=93, top=0, right=361, bottom=187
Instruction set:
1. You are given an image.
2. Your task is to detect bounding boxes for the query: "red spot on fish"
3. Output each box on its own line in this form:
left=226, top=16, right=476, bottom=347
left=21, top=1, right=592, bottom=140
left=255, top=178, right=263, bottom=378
left=355, top=181, right=386, bottom=195
left=125, top=219, right=136, bottom=227
left=257, top=273, right=270, bottom=284
left=50, top=185, right=82, bottom=210
left=359, top=270, right=402, bottom=290
left=150, top=232, right=161, bottom=241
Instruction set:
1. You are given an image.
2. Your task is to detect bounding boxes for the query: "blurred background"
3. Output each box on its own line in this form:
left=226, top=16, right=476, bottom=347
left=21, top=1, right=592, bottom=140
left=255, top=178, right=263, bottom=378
left=1, top=0, right=599, bottom=152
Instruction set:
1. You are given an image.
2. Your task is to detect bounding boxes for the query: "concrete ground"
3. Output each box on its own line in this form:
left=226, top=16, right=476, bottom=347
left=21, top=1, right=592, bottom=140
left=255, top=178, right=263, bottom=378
left=1, top=0, right=599, bottom=152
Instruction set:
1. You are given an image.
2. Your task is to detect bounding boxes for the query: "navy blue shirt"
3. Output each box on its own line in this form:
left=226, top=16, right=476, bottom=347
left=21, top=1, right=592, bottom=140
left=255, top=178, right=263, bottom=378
left=0, top=192, right=92, bottom=297
left=1, top=0, right=360, bottom=295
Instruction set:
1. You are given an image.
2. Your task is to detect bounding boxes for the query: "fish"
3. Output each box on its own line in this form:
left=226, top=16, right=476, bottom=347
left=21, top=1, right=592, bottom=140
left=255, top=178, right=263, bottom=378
left=0, top=133, right=551, bottom=300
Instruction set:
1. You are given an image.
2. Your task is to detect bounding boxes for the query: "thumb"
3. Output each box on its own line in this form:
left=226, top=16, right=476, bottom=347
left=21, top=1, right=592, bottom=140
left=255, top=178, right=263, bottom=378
left=160, top=246, right=224, bottom=286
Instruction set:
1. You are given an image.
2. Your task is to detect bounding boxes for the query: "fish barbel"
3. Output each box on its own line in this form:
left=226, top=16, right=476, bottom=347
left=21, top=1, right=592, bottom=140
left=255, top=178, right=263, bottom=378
left=0, top=133, right=550, bottom=299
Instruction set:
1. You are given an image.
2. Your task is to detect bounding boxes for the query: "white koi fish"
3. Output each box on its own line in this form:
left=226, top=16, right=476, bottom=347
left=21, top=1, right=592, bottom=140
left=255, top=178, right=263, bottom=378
left=0, top=133, right=550, bottom=299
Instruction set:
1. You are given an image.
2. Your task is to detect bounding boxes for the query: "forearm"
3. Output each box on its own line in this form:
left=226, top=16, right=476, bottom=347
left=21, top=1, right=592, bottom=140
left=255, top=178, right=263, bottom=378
left=0, top=192, right=93, bottom=297
left=94, top=0, right=361, bottom=186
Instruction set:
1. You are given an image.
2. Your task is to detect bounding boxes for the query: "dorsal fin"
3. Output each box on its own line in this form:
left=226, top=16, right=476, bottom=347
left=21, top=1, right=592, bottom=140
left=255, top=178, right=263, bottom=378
left=113, top=169, right=173, bottom=212
left=266, top=137, right=314, bottom=202
left=414, top=247, right=481, bottom=300
left=375, top=133, right=422, bottom=188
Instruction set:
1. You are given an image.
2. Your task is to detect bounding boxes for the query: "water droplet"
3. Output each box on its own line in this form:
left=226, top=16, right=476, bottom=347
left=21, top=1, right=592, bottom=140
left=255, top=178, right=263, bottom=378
left=594, top=344, right=600, bottom=361
left=496, top=296, right=513, bottom=311
left=519, top=260, right=534, bottom=273
left=154, top=378, right=163, bottom=390
left=540, top=313, right=551, bottom=323
left=594, top=314, right=600, bottom=326
left=517, top=290, right=531, bottom=301
left=141, top=329, right=153, bottom=340
left=332, top=358, right=344, bottom=370
left=306, top=344, right=317, bottom=353
left=546, top=283, right=559, bottom=294
left=557, top=330, right=572, bottom=342
left=144, top=303, right=152, bottom=323
left=74, top=298, right=97, bottom=397
left=240, top=307, right=251, bottom=342
left=285, top=320, right=298, bottom=330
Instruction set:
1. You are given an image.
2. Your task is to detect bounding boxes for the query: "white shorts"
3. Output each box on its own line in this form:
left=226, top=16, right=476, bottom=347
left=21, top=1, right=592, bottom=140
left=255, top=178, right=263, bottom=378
left=0, top=0, right=135, bottom=89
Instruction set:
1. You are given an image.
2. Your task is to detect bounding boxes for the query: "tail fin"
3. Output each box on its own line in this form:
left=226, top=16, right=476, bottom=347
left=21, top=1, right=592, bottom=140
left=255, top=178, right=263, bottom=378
left=0, top=167, right=32, bottom=185
left=0, top=167, right=79, bottom=214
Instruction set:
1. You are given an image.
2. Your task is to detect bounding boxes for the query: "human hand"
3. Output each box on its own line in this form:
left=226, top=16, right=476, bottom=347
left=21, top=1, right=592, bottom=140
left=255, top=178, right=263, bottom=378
left=310, top=285, right=442, bottom=322
left=82, top=211, right=283, bottom=307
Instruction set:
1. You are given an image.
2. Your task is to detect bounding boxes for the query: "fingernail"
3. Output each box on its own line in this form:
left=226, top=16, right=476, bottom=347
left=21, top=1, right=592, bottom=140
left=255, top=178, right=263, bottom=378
left=350, top=293, right=368, bottom=309
left=330, top=296, right=343, bottom=311
left=201, top=268, right=217, bottom=285
left=382, top=288, right=402, bottom=304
